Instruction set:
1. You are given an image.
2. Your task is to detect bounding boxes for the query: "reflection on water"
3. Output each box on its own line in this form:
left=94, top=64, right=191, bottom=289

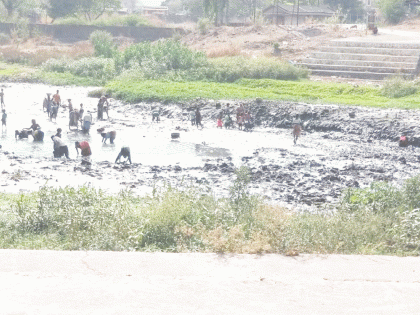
left=195, top=144, right=230, bottom=158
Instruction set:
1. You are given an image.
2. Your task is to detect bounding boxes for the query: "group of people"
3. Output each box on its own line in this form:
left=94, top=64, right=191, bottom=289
left=215, top=103, right=253, bottom=131
left=42, top=90, right=61, bottom=120
left=6, top=88, right=130, bottom=164
left=15, top=119, right=44, bottom=141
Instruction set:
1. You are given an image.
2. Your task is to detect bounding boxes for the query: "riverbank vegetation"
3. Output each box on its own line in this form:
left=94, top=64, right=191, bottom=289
left=1, top=168, right=419, bottom=256
left=102, top=77, right=420, bottom=107
left=1, top=31, right=420, bottom=108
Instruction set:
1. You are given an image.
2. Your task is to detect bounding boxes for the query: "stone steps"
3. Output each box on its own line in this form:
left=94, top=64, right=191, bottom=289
left=299, top=41, right=420, bottom=80
left=330, top=41, right=420, bottom=49
left=308, top=69, right=411, bottom=80
left=300, top=63, right=414, bottom=74
left=319, top=46, right=420, bottom=56
left=311, top=52, right=418, bottom=63
left=304, top=58, right=415, bottom=68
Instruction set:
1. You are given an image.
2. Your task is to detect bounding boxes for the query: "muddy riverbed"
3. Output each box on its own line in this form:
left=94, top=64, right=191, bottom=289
left=1, top=83, right=420, bottom=211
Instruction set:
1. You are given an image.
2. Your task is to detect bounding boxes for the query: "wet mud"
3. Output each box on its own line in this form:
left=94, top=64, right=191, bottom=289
left=1, top=84, right=420, bottom=211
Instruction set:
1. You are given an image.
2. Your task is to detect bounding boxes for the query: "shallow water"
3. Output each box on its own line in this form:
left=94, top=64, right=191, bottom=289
left=3, top=83, right=418, bottom=210
left=0, top=83, right=237, bottom=166
left=1, top=83, right=321, bottom=168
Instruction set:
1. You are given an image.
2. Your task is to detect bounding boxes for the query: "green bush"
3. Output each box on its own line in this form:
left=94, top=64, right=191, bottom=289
left=0, top=32, right=10, bottom=44
left=378, top=0, right=407, bottom=24
left=116, top=39, right=208, bottom=73
left=381, top=76, right=417, bottom=98
left=42, top=57, right=116, bottom=81
left=197, top=18, right=211, bottom=35
left=54, top=17, right=88, bottom=25
left=207, top=57, right=309, bottom=82
left=89, top=30, right=116, bottom=58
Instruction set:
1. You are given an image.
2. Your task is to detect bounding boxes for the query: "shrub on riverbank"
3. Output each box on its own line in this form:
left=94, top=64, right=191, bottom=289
left=380, top=76, right=418, bottom=98
left=1, top=170, right=419, bottom=255
left=42, top=57, right=116, bottom=83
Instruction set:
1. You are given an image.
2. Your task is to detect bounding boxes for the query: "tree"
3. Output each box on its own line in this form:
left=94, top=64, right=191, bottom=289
left=77, top=0, right=121, bottom=21
left=47, top=0, right=80, bottom=21
left=0, top=0, right=26, bottom=17
left=323, top=0, right=365, bottom=18
left=378, top=0, right=406, bottom=24
left=204, top=0, right=229, bottom=25
left=47, top=0, right=121, bottom=22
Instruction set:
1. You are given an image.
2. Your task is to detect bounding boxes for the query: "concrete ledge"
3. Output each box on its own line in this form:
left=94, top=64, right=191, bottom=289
left=0, top=22, right=182, bottom=43
left=1, top=250, right=420, bottom=315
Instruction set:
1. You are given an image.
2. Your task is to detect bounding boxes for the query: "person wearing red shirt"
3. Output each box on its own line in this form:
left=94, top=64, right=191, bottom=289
left=75, top=141, right=91, bottom=157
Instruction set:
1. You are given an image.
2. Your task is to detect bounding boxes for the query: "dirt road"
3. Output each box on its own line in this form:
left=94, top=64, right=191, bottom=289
left=0, top=250, right=419, bottom=315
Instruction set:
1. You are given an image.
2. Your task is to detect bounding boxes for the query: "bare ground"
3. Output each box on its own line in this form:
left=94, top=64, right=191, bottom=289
left=180, top=23, right=367, bottom=62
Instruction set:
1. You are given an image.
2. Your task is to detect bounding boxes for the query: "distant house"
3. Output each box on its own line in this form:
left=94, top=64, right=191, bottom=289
left=263, top=5, right=335, bottom=25
left=138, top=6, right=169, bottom=17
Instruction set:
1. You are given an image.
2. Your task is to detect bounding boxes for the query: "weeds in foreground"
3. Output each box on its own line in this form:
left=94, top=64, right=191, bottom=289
left=1, top=172, right=420, bottom=255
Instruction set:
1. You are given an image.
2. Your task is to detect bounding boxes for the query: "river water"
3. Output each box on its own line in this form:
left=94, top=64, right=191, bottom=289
left=2, top=83, right=419, bottom=209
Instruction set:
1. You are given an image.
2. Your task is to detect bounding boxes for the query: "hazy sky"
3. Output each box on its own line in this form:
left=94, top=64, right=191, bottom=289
left=140, top=0, right=164, bottom=6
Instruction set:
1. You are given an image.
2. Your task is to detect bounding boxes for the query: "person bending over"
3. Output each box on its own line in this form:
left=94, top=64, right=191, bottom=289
left=115, top=146, right=132, bottom=164
left=52, top=135, right=69, bottom=158
left=75, top=141, right=91, bottom=157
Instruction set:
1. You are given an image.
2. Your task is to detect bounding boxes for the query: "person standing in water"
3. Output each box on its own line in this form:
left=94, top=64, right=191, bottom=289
left=53, top=90, right=61, bottom=106
left=292, top=124, right=302, bottom=145
left=1, top=109, right=6, bottom=129
left=97, top=95, right=108, bottom=120
left=195, top=108, right=203, bottom=128
left=0, top=88, right=5, bottom=108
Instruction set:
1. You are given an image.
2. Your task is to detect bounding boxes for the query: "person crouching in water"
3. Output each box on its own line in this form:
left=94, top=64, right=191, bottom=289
left=399, top=134, right=409, bottom=147
left=52, top=135, right=69, bottom=158
left=292, top=124, right=302, bottom=145
left=75, top=141, right=91, bottom=157
left=115, top=146, right=132, bottom=164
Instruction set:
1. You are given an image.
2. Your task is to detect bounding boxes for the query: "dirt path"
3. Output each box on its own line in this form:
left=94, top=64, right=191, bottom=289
left=0, top=249, right=419, bottom=315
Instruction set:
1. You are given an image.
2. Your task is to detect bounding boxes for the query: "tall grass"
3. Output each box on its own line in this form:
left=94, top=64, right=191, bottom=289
left=1, top=171, right=420, bottom=255
left=103, top=77, right=420, bottom=107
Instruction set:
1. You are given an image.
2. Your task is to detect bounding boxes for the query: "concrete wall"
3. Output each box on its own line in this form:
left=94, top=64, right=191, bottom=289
left=0, top=23, right=182, bottom=42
